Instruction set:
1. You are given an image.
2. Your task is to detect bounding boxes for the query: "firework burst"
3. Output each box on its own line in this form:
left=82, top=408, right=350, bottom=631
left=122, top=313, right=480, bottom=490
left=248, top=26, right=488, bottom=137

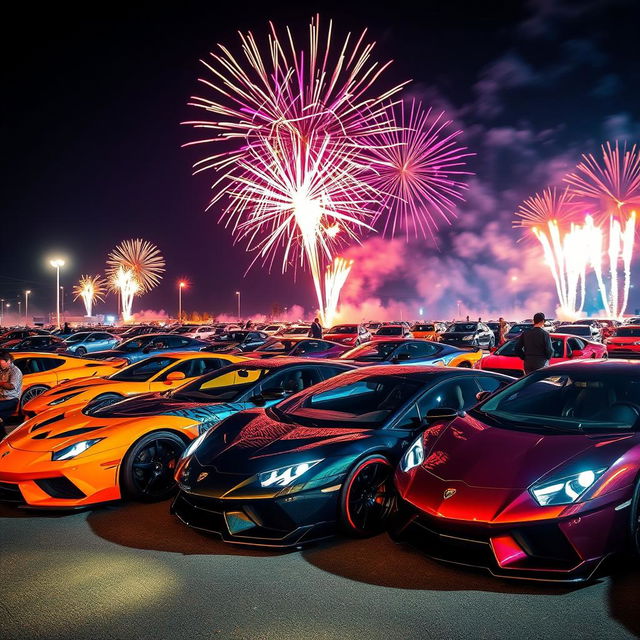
left=73, top=275, right=106, bottom=317
left=107, top=239, right=165, bottom=321
left=368, top=100, right=473, bottom=240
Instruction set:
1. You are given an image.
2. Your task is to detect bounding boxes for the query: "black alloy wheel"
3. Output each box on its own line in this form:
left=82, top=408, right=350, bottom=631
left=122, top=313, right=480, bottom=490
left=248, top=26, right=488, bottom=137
left=120, top=431, right=186, bottom=502
left=75, top=346, right=87, bottom=356
left=340, top=455, right=395, bottom=537
left=20, top=385, right=49, bottom=410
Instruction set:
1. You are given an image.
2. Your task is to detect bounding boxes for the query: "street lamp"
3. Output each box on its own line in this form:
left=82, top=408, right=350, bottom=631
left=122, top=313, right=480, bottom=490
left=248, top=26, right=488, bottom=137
left=235, top=291, right=241, bottom=322
left=0, top=298, right=3, bottom=325
left=50, top=259, right=65, bottom=328
left=18, top=300, right=22, bottom=321
left=178, top=281, right=186, bottom=322
left=24, top=291, right=31, bottom=326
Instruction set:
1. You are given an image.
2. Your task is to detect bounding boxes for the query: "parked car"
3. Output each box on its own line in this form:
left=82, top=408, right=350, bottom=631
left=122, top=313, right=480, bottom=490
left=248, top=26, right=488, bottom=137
left=606, top=325, right=640, bottom=358
left=89, top=333, right=208, bottom=364
left=372, top=324, right=413, bottom=340
left=202, top=330, right=269, bottom=353
left=324, top=324, right=372, bottom=347
left=172, top=365, right=512, bottom=546
left=5, top=335, right=66, bottom=352
left=441, top=322, right=494, bottom=348
left=410, top=323, right=446, bottom=341
left=62, top=331, right=120, bottom=355
left=249, top=337, right=349, bottom=359
left=559, top=323, right=602, bottom=342
left=505, top=323, right=533, bottom=340
left=392, top=360, right=640, bottom=582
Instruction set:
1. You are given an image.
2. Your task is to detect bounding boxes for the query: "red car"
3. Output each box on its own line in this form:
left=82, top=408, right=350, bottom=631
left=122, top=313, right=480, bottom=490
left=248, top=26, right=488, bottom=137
left=372, top=324, right=413, bottom=341
left=606, top=325, right=640, bottom=358
left=323, top=324, right=371, bottom=347
left=477, top=333, right=607, bottom=377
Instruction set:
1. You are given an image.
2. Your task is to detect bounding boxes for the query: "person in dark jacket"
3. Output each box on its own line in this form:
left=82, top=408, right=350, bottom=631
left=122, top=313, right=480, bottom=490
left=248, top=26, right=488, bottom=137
left=515, top=312, right=553, bottom=374
left=309, top=317, right=323, bottom=339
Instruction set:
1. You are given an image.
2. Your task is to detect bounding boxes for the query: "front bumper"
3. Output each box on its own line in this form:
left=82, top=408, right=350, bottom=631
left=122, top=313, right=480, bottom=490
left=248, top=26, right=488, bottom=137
left=0, top=443, right=124, bottom=508
left=171, top=483, right=340, bottom=548
left=606, top=345, right=640, bottom=358
left=392, top=500, right=628, bottom=582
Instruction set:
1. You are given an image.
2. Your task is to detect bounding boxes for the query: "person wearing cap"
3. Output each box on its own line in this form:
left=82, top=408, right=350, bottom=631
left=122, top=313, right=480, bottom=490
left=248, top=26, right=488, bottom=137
left=515, top=312, right=553, bottom=374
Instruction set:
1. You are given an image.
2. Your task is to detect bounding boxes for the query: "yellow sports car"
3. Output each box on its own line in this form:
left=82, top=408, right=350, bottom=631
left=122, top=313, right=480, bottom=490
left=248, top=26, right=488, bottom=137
left=22, top=352, right=248, bottom=416
left=11, top=353, right=127, bottom=412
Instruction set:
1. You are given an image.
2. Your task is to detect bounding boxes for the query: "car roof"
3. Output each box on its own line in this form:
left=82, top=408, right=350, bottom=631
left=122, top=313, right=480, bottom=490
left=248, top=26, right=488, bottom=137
left=326, top=364, right=512, bottom=383
left=547, top=359, right=640, bottom=374
left=227, top=356, right=355, bottom=370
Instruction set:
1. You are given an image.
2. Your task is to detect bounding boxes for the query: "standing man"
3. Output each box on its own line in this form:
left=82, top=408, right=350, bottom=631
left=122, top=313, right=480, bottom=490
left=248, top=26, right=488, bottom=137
left=309, top=317, right=323, bottom=339
left=515, top=312, right=553, bottom=374
left=0, top=350, right=23, bottom=430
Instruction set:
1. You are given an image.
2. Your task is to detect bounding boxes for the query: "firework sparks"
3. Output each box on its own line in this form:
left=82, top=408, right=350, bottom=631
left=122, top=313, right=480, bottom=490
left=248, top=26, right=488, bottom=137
left=73, top=275, right=106, bottom=317
left=368, top=100, right=473, bottom=240
left=323, top=257, right=354, bottom=327
left=107, top=239, right=164, bottom=321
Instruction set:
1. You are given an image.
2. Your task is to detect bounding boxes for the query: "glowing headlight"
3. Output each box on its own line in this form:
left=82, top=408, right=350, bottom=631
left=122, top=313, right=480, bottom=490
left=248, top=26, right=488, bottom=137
left=48, top=392, right=82, bottom=406
left=183, top=432, right=207, bottom=458
left=462, top=335, right=474, bottom=341
left=400, top=436, right=424, bottom=472
left=530, top=468, right=606, bottom=506
left=51, top=438, right=104, bottom=461
left=258, top=460, right=322, bottom=488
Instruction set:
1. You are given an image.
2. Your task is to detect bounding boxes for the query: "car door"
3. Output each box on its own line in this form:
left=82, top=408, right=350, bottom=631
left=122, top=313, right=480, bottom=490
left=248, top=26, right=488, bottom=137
left=244, top=365, right=325, bottom=408
left=549, top=337, right=566, bottom=364
left=394, top=341, right=441, bottom=364
left=151, top=356, right=227, bottom=391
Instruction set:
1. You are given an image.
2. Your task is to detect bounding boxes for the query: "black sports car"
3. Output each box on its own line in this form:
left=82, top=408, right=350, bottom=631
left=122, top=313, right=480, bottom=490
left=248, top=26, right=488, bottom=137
left=202, top=330, right=270, bottom=353
left=172, top=366, right=513, bottom=547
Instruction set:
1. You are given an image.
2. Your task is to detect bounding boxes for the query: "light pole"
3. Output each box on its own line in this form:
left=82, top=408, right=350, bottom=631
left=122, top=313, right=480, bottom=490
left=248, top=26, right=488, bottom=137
left=60, top=286, right=65, bottom=315
left=178, top=281, right=186, bottom=322
left=24, top=291, right=31, bottom=326
left=50, top=259, right=65, bottom=328
left=18, top=300, right=22, bottom=321
left=0, top=298, right=4, bottom=325
left=235, top=291, right=241, bottom=322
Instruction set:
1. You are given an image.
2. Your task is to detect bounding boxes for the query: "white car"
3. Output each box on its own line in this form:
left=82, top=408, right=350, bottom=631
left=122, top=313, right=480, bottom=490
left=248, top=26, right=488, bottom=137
left=180, top=325, right=218, bottom=340
left=279, top=325, right=312, bottom=338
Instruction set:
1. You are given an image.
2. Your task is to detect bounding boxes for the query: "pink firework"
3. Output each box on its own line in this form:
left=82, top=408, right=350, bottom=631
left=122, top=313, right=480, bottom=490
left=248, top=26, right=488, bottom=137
left=368, top=100, right=473, bottom=240
left=564, top=141, right=640, bottom=221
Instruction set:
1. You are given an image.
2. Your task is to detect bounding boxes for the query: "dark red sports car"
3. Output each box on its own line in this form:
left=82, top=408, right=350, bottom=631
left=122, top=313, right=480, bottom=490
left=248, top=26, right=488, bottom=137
left=392, top=360, right=640, bottom=582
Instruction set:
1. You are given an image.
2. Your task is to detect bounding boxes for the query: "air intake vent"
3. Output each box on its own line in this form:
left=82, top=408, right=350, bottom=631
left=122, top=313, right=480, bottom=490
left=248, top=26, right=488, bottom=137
left=34, top=477, right=85, bottom=499
left=30, top=413, right=65, bottom=433
left=48, top=427, right=101, bottom=439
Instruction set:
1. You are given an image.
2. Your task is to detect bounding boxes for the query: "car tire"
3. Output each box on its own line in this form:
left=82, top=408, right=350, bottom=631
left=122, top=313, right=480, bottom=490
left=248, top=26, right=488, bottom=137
left=75, top=346, right=87, bottom=356
left=456, top=361, right=472, bottom=368
left=88, top=393, right=124, bottom=411
left=631, top=480, right=640, bottom=557
left=20, top=385, right=49, bottom=410
left=340, top=455, right=395, bottom=537
left=120, top=431, right=187, bottom=503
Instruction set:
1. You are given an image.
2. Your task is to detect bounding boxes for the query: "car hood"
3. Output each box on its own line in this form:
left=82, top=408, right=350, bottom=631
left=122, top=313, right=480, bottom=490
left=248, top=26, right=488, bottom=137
left=193, top=410, right=374, bottom=472
left=421, top=414, right=636, bottom=490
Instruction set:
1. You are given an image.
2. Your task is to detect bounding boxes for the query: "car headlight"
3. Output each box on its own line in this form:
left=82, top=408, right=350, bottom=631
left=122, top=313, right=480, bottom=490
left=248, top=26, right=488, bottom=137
left=462, top=335, right=474, bottom=341
left=51, top=438, right=104, bottom=461
left=183, top=432, right=208, bottom=458
left=258, top=460, right=322, bottom=488
left=530, top=468, right=607, bottom=506
left=48, top=392, right=82, bottom=406
left=400, top=436, right=424, bottom=472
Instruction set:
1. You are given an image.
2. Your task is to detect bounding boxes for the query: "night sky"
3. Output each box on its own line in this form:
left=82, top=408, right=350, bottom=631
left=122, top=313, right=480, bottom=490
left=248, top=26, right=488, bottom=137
left=3, top=0, right=640, bottom=321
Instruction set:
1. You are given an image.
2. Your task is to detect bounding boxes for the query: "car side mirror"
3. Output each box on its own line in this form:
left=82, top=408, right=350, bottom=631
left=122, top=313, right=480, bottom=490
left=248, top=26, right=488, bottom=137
left=425, top=407, right=463, bottom=423
left=164, top=371, right=186, bottom=385
left=475, top=390, right=491, bottom=402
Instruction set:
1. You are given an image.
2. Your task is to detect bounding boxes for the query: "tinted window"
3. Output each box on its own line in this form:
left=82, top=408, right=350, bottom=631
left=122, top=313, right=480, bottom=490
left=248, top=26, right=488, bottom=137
left=476, top=375, right=508, bottom=394
left=292, top=340, right=328, bottom=355
left=165, top=336, right=192, bottom=348
left=448, top=324, right=478, bottom=332
left=35, top=357, right=64, bottom=372
left=376, top=326, right=403, bottom=336
left=340, top=342, right=399, bottom=361
left=616, top=327, right=640, bottom=337
left=110, top=357, right=176, bottom=382
left=328, top=325, right=357, bottom=334
left=567, top=338, right=586, bottom=351
left=157, top=357, right=223, bottom=380
left=395, top=342, right=440, bottom=359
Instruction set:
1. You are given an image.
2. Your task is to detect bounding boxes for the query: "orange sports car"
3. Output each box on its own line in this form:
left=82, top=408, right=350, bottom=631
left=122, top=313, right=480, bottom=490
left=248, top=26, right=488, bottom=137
left=10, top=352, right=126, bottom=412
left=22, top=352, right=248, bottom=417
left=410, top=322, right=446, bottom=341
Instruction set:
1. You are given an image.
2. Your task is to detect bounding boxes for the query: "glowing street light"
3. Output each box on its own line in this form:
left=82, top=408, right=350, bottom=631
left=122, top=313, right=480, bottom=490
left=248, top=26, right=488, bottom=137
left=235, top=291, right=241, bottom=322
left=25, top=290, right=31, bottom=326
left=49, top=259, right=65, bottom=329
left=178, top=281, right=187, bottom=322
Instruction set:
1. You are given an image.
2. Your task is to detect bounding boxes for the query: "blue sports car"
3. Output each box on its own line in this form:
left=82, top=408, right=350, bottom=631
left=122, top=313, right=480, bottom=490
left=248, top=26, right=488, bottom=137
left=89, top=333, right=208, bottom=364
left=63, top=331, right=120, bottom=355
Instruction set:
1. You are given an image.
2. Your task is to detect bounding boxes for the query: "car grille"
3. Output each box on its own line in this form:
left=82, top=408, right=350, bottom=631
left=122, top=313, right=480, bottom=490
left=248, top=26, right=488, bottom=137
left=0, top=481, right=25, bottom=504
left=171, top=491, right=226, bottom=534
left=34, top=477, right=86, bottom=499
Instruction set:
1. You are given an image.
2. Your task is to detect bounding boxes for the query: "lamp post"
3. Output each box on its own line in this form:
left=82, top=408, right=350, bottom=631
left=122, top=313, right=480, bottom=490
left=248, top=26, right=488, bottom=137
left=50, top=259, right=65, bottom=328
left=18, top=300, right=22, bottom=321
left=25, top=290, right=31, bottom=326
left=0, top=299, right=3, bottom=325
left=235, top=291, right=241, bottom=322
left=178, top=281, right=186, bottom=322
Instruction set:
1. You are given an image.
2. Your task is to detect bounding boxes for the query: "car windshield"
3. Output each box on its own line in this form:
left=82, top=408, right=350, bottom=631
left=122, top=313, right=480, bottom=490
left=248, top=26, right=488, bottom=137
left=214, top=332, right=247, bottom=342
left=509, top=324, right=532, bottom=334
left=560, top=326, right=591, bottom=336
left=486, top=323, right=500, bottom=330
left=264, top=325, right=281, bottom=332
left=172, top=326, right=193, bottom=334
left=448, top=323, right=477, bottom=332
left=340, top=342, right=399, bottom=361
left=117, top=337, right=150, bottom=351
left=615, top=327, right=640, bottom=337
left=473, top=370, right=640, bottom=432
left=280, top=375, right=422, bottom=428
left=109, top=356, right=177, bottom=382
left=170, top=365, right=270, bottom=402
left=413, top=324, right=435, bottom=331
left=376, top=326, right=402, bottom=336
left=495, top=338, right=564, bottom=358
left=259, top=338, right=294, bottom=353
left=65, top=333, right=88, bottom=344
left=328, top=325, right=357, bottom=334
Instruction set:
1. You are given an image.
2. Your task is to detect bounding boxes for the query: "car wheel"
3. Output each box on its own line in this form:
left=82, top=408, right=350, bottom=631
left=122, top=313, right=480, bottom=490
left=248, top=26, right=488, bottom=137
left=340, top=455, right=395, bottom=537
left=20, top=385, right=49, bottom=410
left=120, top=431, right=187, bottom=502
left=75, top=346, right=87, bottom=356
left=631, top=480, right=640, bottom=557
left=88, top=393, right=124, bottom=411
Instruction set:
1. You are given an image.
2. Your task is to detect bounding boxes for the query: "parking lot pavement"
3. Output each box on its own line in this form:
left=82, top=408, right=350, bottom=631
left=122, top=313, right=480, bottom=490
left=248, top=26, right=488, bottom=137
left=0, top=500, right=638, bottom=640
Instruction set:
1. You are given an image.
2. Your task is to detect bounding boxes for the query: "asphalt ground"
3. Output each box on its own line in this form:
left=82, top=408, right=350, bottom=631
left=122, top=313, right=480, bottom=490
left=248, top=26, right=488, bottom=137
left=0, top=499, right=638, bottom=640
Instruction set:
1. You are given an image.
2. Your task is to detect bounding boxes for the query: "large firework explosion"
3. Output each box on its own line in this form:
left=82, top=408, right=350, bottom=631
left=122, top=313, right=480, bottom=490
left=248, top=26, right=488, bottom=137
left=106, top=239, right=165, bottom=321
left=72, top=275, right=107, bottom=317
left=185, top=17, right=470, bottom=325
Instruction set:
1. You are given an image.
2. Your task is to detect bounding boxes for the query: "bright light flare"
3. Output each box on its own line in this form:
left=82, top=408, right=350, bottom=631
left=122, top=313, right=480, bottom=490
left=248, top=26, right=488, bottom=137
left=73, top=275, right=106, bottom=317
left=106, top=239, right=165, bottom=293
left=323, top=257, right=354, bottom=327
left=110, top=267, right=140, bottom=322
